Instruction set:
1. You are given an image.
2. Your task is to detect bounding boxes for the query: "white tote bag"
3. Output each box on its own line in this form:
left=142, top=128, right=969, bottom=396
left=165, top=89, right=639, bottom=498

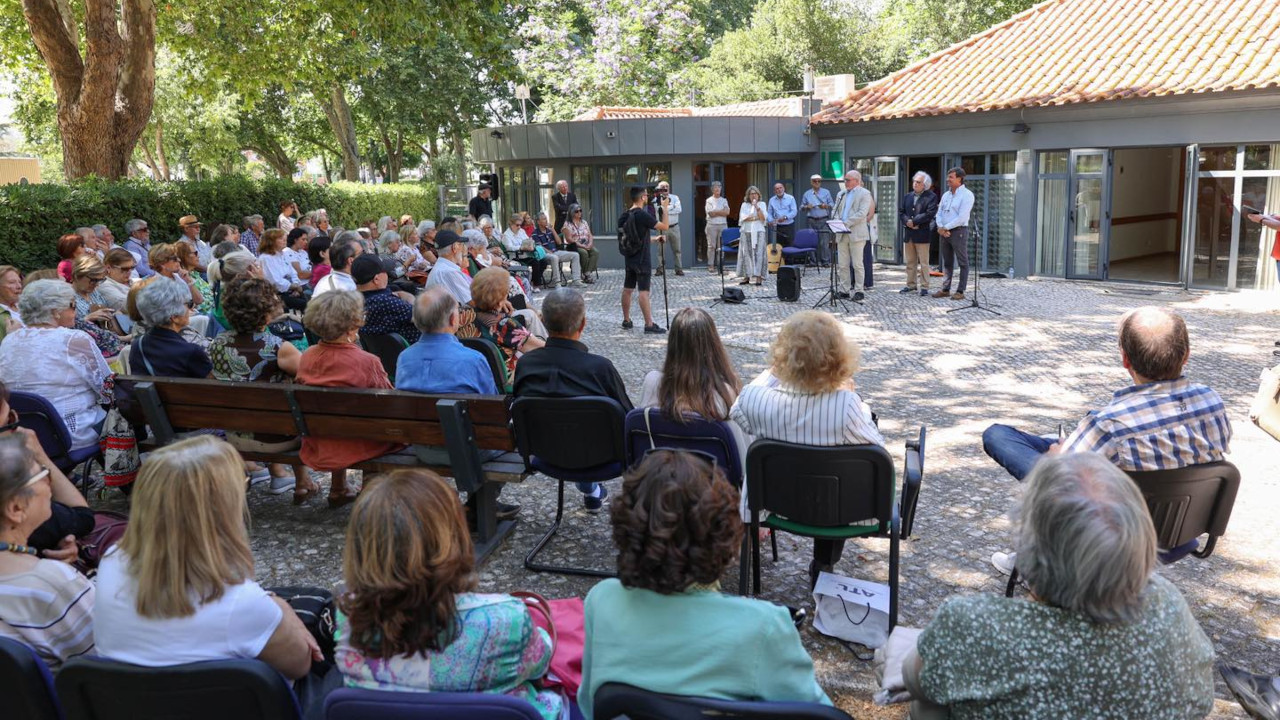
left=812, top=571, right=891, bottom=649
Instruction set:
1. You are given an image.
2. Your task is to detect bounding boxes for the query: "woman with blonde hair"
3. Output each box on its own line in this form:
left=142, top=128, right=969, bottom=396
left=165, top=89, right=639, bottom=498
left=336, top=469, right=560, bottom=719
left=730, top=310, right=884, bottom=586
left=456, top=267, right=544, bottom=378
left=94, top=436, right=320, bottom=678
left=173, top=241, right=214, bottom=314
left=737, top=186, right=768, bottom=286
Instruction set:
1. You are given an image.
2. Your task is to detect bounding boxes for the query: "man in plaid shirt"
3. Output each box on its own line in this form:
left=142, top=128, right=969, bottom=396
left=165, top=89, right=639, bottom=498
left=983, top=306, right=1231, bottom=570
left=984, top=306, right=1230, bottom=479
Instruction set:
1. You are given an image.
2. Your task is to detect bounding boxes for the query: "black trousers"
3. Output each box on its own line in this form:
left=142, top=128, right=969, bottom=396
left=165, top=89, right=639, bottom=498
left=775, top=223, right=795, bottom=247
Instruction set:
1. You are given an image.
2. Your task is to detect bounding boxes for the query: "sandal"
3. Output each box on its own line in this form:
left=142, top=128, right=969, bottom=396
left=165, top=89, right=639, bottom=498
left=327, top=488, right=359, bottom=509
left=292, top=483, right=319, bottom=505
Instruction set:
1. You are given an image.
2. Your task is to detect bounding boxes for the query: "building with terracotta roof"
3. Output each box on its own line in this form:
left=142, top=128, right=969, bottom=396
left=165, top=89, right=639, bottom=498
left=478, top=0, right=1280, bottom=287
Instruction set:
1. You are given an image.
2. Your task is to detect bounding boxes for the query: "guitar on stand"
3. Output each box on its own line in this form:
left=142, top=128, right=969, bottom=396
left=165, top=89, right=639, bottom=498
left=767, top=224, right=782, bottom=275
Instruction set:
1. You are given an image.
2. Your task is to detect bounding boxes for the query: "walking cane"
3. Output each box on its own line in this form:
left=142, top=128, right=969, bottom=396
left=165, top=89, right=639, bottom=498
left=659, top=234, right=670, bottom=328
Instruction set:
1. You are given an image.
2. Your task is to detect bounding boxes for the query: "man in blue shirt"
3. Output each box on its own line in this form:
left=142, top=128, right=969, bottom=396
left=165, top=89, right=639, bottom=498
left=395, top=287, right=496, bottom=395
left=767, top=183, right=797, bottom=247
left=801, top=175, right=834, bottom=264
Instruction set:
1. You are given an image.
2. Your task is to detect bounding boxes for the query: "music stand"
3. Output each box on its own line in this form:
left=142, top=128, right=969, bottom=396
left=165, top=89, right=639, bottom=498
left=811, top=221, right=852, bottom=312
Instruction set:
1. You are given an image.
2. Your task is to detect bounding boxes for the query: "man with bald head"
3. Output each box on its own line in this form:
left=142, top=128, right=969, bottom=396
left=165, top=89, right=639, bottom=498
left=983, top=306, right=1231, bottom=482
left=394, top=287, right=497, bottom=395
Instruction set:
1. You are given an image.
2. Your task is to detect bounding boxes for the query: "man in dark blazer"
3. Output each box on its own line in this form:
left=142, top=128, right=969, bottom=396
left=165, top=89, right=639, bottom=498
left=899, top=171, right=939, bottom=296
left=551, top=180, right=578, bottom=234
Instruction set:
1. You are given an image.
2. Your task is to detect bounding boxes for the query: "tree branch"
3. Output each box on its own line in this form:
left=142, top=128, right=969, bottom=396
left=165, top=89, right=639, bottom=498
left=20, top=0, right=85, bottom=100
left=115, top=0, right=157, bottom=143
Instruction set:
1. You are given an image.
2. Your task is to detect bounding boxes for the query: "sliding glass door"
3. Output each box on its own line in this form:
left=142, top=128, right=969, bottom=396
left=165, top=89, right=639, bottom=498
left=1066, top=150, right=1111, bottom=280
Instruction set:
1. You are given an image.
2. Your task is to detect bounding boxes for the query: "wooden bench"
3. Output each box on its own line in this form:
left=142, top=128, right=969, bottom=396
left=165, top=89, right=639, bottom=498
left=123, top=375, right=526, bottom=562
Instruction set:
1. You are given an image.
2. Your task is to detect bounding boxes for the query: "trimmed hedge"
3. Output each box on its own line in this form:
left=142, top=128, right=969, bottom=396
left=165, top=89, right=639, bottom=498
left=0, top=176, right=438, bottom=271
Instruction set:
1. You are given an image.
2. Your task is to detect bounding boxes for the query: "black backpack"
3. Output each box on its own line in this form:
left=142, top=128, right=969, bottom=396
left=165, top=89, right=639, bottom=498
left=617, top=209, right=646, bottom=257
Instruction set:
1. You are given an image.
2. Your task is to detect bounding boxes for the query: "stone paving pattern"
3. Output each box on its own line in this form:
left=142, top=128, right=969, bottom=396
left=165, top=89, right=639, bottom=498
left=156, top=265, right=1280, bottom=718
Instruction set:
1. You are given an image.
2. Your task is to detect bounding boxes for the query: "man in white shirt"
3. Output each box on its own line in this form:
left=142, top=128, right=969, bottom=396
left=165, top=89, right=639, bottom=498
left=176, top=215, right=210, bottom=274
left=931, top=167, right=975, bottom=301
left=310, top=232, right=362, bottom=299
left=423, top=231, right=474, bottom=304
left=831, top=171, right=873, bottom=301
left=704, top=181, right=730, bottom=274
left=653, top=180, right=684, bottom=276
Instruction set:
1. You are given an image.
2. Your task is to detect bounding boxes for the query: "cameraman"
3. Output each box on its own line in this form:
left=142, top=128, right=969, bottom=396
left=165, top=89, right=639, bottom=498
left=620, top=187, right=668, bottom=334
left=650, top=181, right=684, bottom=277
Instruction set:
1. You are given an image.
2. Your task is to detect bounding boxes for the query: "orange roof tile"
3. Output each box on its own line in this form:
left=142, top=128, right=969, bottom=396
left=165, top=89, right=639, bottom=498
left=812, top=0, right=1280, bottom=125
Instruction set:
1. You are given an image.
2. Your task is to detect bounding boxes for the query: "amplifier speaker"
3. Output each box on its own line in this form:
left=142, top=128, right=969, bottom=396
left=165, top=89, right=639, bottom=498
left=777, top=266, right=801, bottom=301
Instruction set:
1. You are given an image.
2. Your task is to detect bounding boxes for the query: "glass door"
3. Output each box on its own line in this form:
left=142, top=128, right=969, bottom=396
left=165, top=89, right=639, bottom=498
left=1179, top=145, right=1198, bottom=287
left=693, top=162, right=725, bottom=263
left=873, top=157, right=900, bottom=262
left=1067, top=150, right=1111, bottom=279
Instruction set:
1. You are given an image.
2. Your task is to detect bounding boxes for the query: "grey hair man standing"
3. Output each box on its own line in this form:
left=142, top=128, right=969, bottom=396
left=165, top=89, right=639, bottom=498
left=831, top=170, right=873, bottom=301
left=899, top=171, right=939, bottom=296
left=652, top=180, right=684, bottom=276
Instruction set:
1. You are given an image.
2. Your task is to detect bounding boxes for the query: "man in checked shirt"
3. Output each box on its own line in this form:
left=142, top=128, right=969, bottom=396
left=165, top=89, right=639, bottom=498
left=982, top=306, right=1231, bottom=570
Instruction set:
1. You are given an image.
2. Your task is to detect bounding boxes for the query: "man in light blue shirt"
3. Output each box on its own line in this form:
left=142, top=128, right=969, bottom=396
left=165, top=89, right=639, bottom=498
left=801, top=175, right=834, bottom=263
left=395, top=287, right=496, bottom=395
left=422, top=230, right=474, bottom=304
left=767, top=183, right=797, bottom=247
left=931, top=167, right=976, bottom=300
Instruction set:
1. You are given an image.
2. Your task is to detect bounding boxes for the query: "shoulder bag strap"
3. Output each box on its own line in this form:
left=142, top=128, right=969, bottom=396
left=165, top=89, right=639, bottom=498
left=643, top=407, right=656, bottom=450
left=137, top=334, right=159, bottom=376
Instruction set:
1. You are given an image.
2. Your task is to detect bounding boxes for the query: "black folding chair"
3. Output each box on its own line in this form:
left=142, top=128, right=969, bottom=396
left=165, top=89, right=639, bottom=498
left=459, top=336, right=510, bottom=393
left=1005, top=460, right=1241, bottom=597
left=743, top=440, right=900, bottom=631
left=0, top=637, right=63, bottom=720
left=594, top=682, right=853, bottom=720
left=56, top=656, right=301, bottom=720
left=358, top=332, right=410, bottom=384
left=511, top=396, right=628, bottom=577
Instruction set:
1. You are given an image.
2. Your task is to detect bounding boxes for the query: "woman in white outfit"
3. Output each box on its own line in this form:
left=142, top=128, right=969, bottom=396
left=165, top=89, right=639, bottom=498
left=737, top=186, right=768, bottom=286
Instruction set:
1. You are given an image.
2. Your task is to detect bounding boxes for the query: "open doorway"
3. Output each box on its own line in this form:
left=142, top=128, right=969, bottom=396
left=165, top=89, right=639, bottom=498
left=1107, top=147, right=1184, bottom=283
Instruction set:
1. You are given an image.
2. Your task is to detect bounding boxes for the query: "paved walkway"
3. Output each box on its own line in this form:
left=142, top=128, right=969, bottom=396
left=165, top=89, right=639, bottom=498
left=240, top=265, right=1279, bottom=718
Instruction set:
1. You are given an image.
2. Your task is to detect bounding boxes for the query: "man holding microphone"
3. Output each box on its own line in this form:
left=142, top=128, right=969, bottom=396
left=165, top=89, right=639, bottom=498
left=652, top=181, right=684, bottom=277
left=802, top=174, right=834, bottom=265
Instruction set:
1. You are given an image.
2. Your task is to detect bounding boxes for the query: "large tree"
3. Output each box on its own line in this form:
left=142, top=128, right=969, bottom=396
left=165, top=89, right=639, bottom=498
left=17, top=0, right=156, bottom=179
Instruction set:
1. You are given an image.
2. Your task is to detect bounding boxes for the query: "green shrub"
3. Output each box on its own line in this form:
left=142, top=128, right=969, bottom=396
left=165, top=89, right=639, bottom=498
left=0, top=177, right=437, bottom=271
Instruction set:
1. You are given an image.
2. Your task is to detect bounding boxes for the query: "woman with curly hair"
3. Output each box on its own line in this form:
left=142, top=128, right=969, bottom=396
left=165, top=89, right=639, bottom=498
left=336, top=469, right=561, bottom=719
left=455, top=267, right=544, bottom=378
left=730, top=310, right=884, bottom=587
left=578, top=450, right=829, bottom=717
left=208, top=277, right=317, bottom=503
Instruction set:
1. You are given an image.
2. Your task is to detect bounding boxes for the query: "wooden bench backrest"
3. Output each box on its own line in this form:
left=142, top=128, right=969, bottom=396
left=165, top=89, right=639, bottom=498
left=123, top=376, right=515, bottom=450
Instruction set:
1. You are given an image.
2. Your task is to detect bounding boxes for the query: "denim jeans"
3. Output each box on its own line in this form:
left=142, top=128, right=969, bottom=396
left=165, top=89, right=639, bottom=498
left=981, top=424, right=1055, bottom=481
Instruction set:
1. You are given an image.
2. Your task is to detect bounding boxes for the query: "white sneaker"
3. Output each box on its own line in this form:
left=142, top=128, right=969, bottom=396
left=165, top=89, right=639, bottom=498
left=267, top=475, right=296, bottom=495
left=991, top=551, right=1017, bottom=576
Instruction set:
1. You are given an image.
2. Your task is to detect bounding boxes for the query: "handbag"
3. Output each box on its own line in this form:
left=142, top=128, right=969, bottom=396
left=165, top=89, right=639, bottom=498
left=268, top=315, right=306, bottom=342
left=100, top=407, right=141, bottom=488
left=812, top=571, right=891, bottom=650
left=1250, top=363, right=1280, bottom=442
left=513, top=591, right=585, bottom=697
left=74, top=510, right=129, bottom=574
left=268, top=586, right=337, bottom=664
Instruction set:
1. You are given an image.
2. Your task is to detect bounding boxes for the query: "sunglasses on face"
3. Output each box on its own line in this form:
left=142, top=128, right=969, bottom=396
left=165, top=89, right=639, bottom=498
left=0, top=409, right=20, bottom=434
left=87, top=276, right=105, bottom=285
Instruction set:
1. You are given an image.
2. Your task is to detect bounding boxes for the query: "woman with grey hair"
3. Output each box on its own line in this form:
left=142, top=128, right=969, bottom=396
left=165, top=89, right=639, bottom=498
left=560, top=203, right=598, bottom=283
left=903, top=452, right=1214, bottom=719
left=0, top=280, right=113, bottom=450
left=128, top=277, right=213, bottom=379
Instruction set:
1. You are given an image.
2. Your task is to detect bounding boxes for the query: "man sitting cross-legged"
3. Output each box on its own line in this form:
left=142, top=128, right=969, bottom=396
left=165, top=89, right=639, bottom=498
left=513, top=288, right=633, bottom=513
left=982, top=306, right=1232, bottom=571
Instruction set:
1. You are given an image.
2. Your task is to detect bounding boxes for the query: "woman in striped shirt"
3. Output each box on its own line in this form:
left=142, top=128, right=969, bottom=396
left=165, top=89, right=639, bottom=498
left=730, top=310, right=884, bottom=587
left=0, top=434, right=96, bottom=669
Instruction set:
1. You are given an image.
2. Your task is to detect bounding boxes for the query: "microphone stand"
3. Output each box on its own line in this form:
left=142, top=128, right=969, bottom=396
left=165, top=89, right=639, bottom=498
left=946, top=230, right=1000, bottom=315
left=811, top=227, right=850, bottom=312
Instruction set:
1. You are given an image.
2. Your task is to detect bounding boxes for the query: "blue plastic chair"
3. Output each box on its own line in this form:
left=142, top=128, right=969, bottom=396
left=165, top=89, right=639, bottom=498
left=782, top=229, right=820, bottom=270
left=10, top=391, right=101, bottom=484
left=623, top=407, right=743, bottom=489
left=325, top=687, right=544, bottom=720
left=511, top=396, right=628, bottom=577
left=594, top=682, right=853, bottom=720
left=718, top=227, right=741, bottom=272
left=0, top=637, right=63, bottom=720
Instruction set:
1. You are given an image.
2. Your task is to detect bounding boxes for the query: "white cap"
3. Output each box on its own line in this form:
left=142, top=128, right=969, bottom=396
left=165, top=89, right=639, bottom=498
left=810, top=174, right=823, bottom=181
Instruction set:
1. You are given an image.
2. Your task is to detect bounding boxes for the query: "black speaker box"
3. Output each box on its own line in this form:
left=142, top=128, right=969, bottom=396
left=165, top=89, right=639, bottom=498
left=777, top=266, right=801, bottom=301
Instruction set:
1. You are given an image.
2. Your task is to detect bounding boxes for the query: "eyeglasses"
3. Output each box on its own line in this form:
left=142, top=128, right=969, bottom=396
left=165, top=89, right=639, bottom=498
left=23, top=465, right=51, bottom=489
left=67, top=300, right=77, bottom=310
left=185, top=300, right=196, bottom=310
left=88, top=276, right=105, bottom=285
left=0, top=409, right=20, bottom=434
left=113, top=265, right=137, bottom=272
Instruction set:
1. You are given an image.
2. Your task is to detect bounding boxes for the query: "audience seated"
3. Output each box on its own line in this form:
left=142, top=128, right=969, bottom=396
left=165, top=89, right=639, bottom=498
left=100, top=248, right=136, bottom=310
left=352, top=255, right=419, bottom=344
left=175, top=214, right=211, bottom=273
left=257, top=228, right=309, bottom=312
left=396, top=224, right=430, bottom=273
left=335, top=469, right=560, bottom=718
left=729, top=310, right=884, bottom=586
left=69, top=256, right=126, bottom=362
left=0, top=265, right=22, bottom=345
left=395, top=288, right=497, bottom=395
left=560, top=203, right=599, bottom=283
left=95, top=436, right=321, bottom=681
left=981, top=306, right=1232, bottom=572
left=415, top=220, right=439, bottom=265
left=307, top=235, right=333, bottom=289
left=514, top=288, right=628, bottom=512
left=532, top=212, right=581, bottom=287
left=457, top=268, right=544, bottom=378
left=129, top=276, right=213, bottom=379
left=56, top=232, right=88, bottom=282
left=208, top=277, right=316, bottom=502
left=423, top=230, right=473, bottom=304
left=297, top=291, right=403, bottom=508
left=174, top=241, right=215, bottom=314
left=240, top=214, right=264, bottom=255
left=903, top=452, right=1215, bottom=719
left=578, top=449, right=829, bottom=717
left=284, top=228, right=313, bottom=281
left=0, top=279, right=112, bottom=452
left=311, top=232, right=362, bottom=299
left=147, top=242, right=206, bottom=309
left=0, top=435, right=96, bottom=671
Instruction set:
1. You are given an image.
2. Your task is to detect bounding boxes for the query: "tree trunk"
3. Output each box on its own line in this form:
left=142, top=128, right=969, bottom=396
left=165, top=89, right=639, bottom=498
left=318, top=82, right=359, bottom=182
left=379, top=126, right=402, bottom=184
left=153, top=121, right=169, bottom=181
left=139, top=139, right=161, bottom=179
left=451, top=130, right=467, bottom=190
left=22, top=0, right=156, bottom=180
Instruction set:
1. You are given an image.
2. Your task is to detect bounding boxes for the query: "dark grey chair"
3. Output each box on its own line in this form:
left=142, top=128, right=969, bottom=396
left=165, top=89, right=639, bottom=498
left=0, top=637, right=63, bottom=720
left=594, top=682, right=854, bottom=720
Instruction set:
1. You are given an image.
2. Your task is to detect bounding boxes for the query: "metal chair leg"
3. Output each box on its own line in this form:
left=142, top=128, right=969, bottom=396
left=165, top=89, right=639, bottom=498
left=737, top=534, right=750, bottom=596
left=523, top=480, right=616, bottom=578
left=1005, top=568, right=1020, bottom=598
left=751, top=521, right=762, bottom=595
left=770, top=529, right=778, bottom=561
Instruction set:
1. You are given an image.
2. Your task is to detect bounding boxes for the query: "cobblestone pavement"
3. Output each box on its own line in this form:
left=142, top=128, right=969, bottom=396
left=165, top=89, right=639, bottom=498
left=150, top=264, right=1279, bottom=718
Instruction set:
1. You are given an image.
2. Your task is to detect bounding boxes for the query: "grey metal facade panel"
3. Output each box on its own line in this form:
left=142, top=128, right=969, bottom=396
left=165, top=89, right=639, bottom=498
left=509, top=125, right=530, bottom=159
left=546, top=124, right=571, bottom=159
left=777, top=119, right=814, bottom=153
left=618, top=121, right=646, bottom=155
left=644, top=119, right=676, bottom=154
left=594, top=121, right=621, bottom=155
left=753, top=118, right=780, bottom=152
left=470, top=129, right=489, bottom=162
left=526, top=126, right=549, bottom=159
left=702, top=120, right=731, bottom=154
left=569, top=122, right=595, bottom=156
left=673, top=119, right=702, bottom=154
left=729, top=118, right=755, bottom=153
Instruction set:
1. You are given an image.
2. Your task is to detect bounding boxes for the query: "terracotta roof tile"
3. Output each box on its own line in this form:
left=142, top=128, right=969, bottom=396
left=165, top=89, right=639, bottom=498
left=813, top=0, right=1280, bottom=124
